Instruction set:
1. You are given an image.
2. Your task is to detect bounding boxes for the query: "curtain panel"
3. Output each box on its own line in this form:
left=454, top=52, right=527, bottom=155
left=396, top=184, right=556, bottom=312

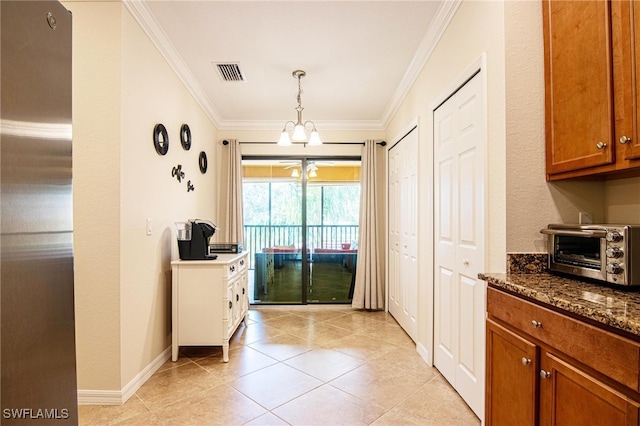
left=223, top=139, right=245, bottom=244
left=352, top=140, right=384, bottom=310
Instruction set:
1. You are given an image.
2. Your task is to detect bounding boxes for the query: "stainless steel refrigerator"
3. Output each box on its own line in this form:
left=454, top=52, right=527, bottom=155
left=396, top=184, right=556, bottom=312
left=1, top=1, right=78, bottom=423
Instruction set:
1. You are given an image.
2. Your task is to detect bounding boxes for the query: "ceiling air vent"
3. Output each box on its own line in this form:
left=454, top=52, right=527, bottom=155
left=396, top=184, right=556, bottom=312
left=214, top=63, right=246, bottom=82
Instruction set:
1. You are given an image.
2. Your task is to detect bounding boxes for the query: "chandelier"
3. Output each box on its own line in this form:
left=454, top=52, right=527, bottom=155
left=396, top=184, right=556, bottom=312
left=278, top=70, right=322, bottom=146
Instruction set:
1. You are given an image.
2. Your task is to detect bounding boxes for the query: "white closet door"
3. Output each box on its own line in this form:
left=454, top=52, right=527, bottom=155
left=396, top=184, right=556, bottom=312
left=433, top=72, right=486, bottom=419
left=388, top=129, right=418, bottom=341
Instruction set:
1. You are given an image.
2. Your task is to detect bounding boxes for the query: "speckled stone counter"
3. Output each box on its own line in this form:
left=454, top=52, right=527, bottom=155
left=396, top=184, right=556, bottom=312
left=479, top=271, right=640, bottom=338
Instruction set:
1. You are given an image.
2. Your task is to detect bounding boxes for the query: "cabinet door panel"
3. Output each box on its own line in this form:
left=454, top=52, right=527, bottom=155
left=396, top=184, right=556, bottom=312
left=540, top=352, right=640, bottom=426
left=486, top=320, right=538, bottom=426
left=544, top=0, right=615, bottom=174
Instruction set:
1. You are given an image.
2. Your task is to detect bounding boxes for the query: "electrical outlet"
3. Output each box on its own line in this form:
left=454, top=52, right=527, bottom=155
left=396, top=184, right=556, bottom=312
left=579, top=212, right=592, bottom=224
left=146, top=218, right=152, bottom=236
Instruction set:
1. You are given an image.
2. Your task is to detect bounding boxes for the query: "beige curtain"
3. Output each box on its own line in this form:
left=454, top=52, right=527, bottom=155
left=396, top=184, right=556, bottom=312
left=352, top=140, right=384, bottom=310
left=223, top=139, right=245, bottom=244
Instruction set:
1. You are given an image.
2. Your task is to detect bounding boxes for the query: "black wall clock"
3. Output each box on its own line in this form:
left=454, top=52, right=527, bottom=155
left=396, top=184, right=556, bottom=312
left=153, top=123, right=169, bottom=155
left=180, top=124, right=191, bottom=150
left=199, top=151, right=208, bottom=174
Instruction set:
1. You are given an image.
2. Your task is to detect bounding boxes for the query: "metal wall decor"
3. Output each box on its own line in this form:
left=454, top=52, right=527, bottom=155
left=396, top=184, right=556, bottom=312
left=171, top=164, right=185, bottom=182
left=199, top=151, right=208, bottom=174
left=180, top=124, right=191, bottom=150
left=153, top=123, right=169, bottom=155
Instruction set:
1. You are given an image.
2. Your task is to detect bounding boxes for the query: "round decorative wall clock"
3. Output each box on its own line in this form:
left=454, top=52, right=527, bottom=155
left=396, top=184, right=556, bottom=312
left=199, top=151, right=208, bottom=174
left=180, top=124, right=191, bottom=151
left=153, top=123, right=169, bottom=155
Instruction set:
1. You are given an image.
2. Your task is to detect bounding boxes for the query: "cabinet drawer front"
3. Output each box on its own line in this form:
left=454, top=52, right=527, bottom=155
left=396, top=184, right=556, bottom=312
left=488, top=287, right=640, bottom=391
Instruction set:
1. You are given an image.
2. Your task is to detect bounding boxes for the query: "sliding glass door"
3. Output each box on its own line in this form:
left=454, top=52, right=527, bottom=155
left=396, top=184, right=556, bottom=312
left=243, top=157, right=360, bottom=305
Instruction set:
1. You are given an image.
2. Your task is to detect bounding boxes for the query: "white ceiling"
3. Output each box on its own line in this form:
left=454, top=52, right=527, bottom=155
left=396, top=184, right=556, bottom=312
left=126, top=1, right=457, bottom=131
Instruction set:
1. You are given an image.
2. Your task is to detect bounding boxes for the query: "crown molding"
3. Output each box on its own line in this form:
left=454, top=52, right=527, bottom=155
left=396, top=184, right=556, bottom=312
left=380, top=0, right=462, bottom=127
left=214, top=119, right=385, bottom=132
left=123, top=0, right=222, bottom=128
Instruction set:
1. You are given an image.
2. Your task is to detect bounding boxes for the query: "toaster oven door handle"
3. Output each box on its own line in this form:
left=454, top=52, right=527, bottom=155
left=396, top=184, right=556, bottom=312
left=540, top=229, right=608, bottom=238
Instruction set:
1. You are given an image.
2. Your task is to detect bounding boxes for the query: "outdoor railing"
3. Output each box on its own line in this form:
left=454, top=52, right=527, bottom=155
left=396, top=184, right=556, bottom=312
left=243, top=224, right=359, bottom=270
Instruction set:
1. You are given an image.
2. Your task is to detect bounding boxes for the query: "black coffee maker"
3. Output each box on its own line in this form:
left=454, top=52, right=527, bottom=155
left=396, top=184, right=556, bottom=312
left=176, top=220, right=218, bottom=260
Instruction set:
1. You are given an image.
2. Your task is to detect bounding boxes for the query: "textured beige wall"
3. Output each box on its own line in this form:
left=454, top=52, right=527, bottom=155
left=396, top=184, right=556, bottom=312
left=605, top=177, right=640, bottom=223
left=119, top=7, right=219, bottom=387
left=65, top=0, right=219, bottom=392
left=505, top=0, right=605, bottom=254
left=385, top=0, right=506, bottom=358
left=65, top=0, right=122, bottom=391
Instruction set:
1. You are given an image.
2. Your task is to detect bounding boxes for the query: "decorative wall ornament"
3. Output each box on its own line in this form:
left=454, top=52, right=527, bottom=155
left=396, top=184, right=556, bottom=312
left=153, top=123, right=169, bottom=155
left=199, top=151, right=208, bottom=174
left=180, top=124, right=191, bottom=150
left=171, top=164, right=185, bottom=182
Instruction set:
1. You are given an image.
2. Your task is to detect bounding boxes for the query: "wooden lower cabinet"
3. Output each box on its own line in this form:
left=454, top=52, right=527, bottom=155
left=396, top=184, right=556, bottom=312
left=486, top=287, right=640, bottom=425
left=540, top=352, right=640, bottom=425
left=486, top=320, right=538, bottom=425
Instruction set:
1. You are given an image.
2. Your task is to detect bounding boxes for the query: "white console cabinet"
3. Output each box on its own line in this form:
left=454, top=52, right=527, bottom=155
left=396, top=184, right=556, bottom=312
left=171, top=252, right=249, bottom=362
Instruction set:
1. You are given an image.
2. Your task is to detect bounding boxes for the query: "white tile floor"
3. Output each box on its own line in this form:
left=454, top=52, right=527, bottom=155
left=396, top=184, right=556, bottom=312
left=79, top=306, right=480, bottom=425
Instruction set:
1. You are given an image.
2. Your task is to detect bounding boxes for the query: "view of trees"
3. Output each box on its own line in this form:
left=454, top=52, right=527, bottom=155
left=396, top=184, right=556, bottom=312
left=243, top=182, right=360, bottom=226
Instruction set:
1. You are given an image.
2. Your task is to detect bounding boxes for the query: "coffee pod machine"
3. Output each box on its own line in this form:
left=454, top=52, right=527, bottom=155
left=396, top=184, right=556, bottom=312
left=175, top=220, right=218, bottom=260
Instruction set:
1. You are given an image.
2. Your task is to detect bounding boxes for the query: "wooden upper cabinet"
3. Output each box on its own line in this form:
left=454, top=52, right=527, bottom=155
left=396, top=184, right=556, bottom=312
left=544, top=0, right=640, bottom=180
left=544, top=0, right=615, bottom=176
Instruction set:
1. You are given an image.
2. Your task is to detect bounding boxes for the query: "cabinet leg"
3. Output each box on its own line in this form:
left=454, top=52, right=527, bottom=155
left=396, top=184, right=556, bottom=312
left=223, top=343, right=229, bottom=363
left=172, top=344, right=178, bottom=362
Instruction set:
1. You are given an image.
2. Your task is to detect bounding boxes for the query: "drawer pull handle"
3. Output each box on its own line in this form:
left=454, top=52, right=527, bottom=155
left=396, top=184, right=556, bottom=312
left=596, top=141, right=607, bottom=149
left=521, top=357, right=531, bottom=366
left=229, top=301, right=232, bottom=309
left=540, top=370, right=551, bottom=379
left=236, top=294, right=239, bottom=302
left=242, top=288, right=245, bottom=294
left=230, top=265, right=235, bottom=272
left=240, top=259, right=245, bottom=266
left=531, top=320, right=542, bottom=328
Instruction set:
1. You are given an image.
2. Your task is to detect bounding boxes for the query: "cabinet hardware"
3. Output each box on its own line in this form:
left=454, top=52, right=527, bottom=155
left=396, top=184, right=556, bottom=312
left=540, top=370, right=551, bottom=379
left=242, top=288, right=245, bottom=294
left=230, top=265, right=235, bottom=272
left=240, top=259, right=244, bottom=266
left=620, top=136, right=631, bottom=144
left=521, top=357, right=532, bottom=366
left=229, top=301, right=232, bottom=309
left=596, top=141, right=607, bottom=149
left=531, top=320, right=542, bottom=328
left=236, top=294, right=239, bottom=302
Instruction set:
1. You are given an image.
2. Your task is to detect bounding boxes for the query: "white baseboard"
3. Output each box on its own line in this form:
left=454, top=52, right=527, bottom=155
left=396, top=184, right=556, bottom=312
left=77, top=346, right=171, bottom=405
left=416, top=342, right=432, bottom=367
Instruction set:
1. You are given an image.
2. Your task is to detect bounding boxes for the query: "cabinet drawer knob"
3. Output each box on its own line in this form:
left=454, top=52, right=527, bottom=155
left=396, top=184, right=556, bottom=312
left=521, top=357, right=531, bottom=366
left=620, top=136, right=632, bottom=144
left=236, top=294, right=239, bottom=302
left=531, top=320, right=542, bottom=328
left=540, top=370, right=551, bottom=379
left=229, top=301, right=232, bottom=309
left=240, top=259, right=245, bottom=266
left=596, top=141, right=607, bottom=149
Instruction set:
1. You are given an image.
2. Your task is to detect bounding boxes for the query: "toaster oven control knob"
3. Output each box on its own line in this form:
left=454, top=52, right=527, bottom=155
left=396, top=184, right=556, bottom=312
left=606, top=231, right=623, bottom=242
left=606, top=247, right=623, bottom=258
left=606, top=263, right=623, bottom=275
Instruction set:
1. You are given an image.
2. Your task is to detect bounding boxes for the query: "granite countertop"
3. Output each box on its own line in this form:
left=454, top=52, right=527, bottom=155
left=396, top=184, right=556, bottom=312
left=479, top=271, right=640, bottom=338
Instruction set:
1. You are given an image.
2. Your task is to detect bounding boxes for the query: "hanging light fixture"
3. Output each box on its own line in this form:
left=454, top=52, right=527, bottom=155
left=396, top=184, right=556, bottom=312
left=278, top=70, right=322, bottom=146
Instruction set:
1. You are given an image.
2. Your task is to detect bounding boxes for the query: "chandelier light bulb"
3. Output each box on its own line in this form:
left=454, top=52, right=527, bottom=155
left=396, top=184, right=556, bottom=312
left=278, top=131, right=292, bottom=146
left=292, top=124, right=307, bottom=141
left=308, top=130, right=322, bottom=146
